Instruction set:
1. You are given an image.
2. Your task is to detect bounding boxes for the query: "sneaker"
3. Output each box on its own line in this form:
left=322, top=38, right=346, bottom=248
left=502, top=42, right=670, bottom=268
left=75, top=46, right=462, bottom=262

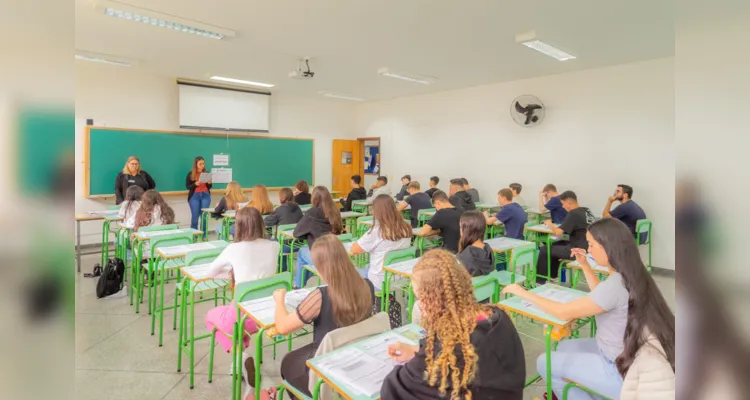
left=543, top=392, right=559, bottom=400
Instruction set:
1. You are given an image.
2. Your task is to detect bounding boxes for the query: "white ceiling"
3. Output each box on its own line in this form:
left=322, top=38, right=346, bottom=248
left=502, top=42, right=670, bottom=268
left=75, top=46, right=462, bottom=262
left=75, top=0, right=674, bottom=102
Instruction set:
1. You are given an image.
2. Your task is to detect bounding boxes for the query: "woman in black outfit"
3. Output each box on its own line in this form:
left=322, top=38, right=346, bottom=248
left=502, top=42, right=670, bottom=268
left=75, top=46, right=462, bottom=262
left=257, top=234, right=376, bottom=397
left=114, top=156, right=156, bottom=204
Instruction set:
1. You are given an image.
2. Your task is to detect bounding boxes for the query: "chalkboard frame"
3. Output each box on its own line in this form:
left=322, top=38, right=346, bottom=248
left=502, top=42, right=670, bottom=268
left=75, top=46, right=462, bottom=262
left=83, top=126, right=315, bottom=199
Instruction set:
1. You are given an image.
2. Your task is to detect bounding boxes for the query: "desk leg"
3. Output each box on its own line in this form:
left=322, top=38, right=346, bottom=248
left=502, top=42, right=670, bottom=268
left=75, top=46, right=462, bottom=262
left=76, top=220, right=82, bottom=272
left=382, top=271, right=391, bottom=313
left=253, top=328, right=266, bottom=400
left=407, top=284, right=415, bottom=323
left=545, top=325, right=553, bottom=400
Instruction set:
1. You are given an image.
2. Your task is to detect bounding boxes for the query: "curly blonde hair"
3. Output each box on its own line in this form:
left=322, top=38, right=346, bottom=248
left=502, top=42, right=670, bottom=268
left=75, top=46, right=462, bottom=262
left=412, top=249, right=493, bottom=400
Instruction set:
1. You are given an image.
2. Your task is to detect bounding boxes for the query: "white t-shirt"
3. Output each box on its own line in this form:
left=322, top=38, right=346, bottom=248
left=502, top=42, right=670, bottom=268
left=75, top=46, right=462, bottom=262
left=513, top=195, right=526, bottom=207
left=356, top=224, right=411, bottom=289
left=118, top=200, right=141, bottom=229
left=207, top=239, right=280, bottom=285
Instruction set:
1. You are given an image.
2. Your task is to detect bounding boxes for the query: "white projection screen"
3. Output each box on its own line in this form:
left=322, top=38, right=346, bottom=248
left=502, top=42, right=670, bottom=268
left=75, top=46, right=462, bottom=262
left=178, top=82, right=270, bottom=132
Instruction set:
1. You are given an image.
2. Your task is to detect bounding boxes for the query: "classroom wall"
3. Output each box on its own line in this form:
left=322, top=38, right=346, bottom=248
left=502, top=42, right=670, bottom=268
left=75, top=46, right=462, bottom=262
left=355, top=58, right=676, bottom=270
left=75, top=62, right=356, bottom=246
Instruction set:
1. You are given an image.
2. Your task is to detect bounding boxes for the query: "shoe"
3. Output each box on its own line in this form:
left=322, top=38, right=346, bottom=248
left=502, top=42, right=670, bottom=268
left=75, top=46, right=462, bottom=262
left=543, top=391, right=559, bottom=400
left=244, top=356, right=256, bottom=388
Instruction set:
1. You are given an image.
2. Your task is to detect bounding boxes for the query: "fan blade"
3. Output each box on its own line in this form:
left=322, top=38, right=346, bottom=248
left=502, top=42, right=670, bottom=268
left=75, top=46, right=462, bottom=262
left=514, top=101, right=527, bottom=114
left=525, top=113, right=533, bottom=125
left=526, top=104, right=542, bottom=110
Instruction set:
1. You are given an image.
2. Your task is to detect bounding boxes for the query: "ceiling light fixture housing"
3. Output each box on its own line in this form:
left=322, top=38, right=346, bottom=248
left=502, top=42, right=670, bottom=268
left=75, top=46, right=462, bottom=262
left=515, top=31, right=576, bottom=61
left=318, top=91, right=365, bottom=101
left=377, top=67, right=436, bottom=85
left=93, top=0, right=236, bottom=40
left=74, top=50, right=137, bottom=67
left=210, top=76, right=274, bottom=88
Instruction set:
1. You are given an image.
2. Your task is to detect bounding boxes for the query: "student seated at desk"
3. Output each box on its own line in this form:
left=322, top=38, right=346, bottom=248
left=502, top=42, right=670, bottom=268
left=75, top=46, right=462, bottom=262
left=502, top=218, right=675, bottom=400
left=118, top=185, right=144, bottom=229
left=204, top=208, right=279, bottom=356
left=418, top=190, right=461, bottom=253
left=293, top=180, right=311, bottom=205
left=457, top=211, right=494, bottom=277
left=264, top=187, right=303, bottom=228
left=271, top=234, right=377, bottom=397
left=134, top=190, right=175, bottom=231
left=603, top=184, right=648, bottom=243
left=367, top=175, right=391, bottom=202
left=424, top=176, right=440, bottom=198
left=462, top=177, right=480, bottom=203
left=339, top=174, right=367, bottom=211
left=395, top=174, right=411, bottom=201
left=382, top=250, right=526, bottom=400
left=247, top=184, right=274, bottom=215
left=397, top=181, right=432, bottom=228
left=449, top=178, right=476, bottom=213
left=292, top=186, right=343, bottom=288
left=509, top=182, right=526, bottom=207
left=212, top=181, right=248, bottom=218
left=535, top=191, right=595, bottom=285
left=484, top=188, right=528, bottom=240
left=351, top=195, right=411, bottom=325
left=539, top=184, right=567, bottom=224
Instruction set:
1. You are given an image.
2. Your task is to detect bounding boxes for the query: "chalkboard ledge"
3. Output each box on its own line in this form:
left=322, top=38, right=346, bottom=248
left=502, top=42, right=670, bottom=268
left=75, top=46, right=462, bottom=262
left=86, top=187, right=343, bottom=200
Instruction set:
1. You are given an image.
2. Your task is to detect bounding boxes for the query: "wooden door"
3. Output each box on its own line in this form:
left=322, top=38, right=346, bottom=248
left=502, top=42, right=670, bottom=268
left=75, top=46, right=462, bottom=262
left=332, top=139, right=361, bottom=196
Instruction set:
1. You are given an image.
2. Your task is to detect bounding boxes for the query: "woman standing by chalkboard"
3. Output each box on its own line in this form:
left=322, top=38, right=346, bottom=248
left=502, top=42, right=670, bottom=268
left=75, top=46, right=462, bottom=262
left=186, top=156, right=212, bottom=229
left=115, top=156, right=156, bottom=205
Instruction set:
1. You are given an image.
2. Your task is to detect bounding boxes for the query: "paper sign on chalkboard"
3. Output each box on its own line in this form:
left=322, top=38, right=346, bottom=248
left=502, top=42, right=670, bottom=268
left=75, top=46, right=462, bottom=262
left=211, top=168, right=232, bottom=183
left=213, top=154, right=230, bottom=166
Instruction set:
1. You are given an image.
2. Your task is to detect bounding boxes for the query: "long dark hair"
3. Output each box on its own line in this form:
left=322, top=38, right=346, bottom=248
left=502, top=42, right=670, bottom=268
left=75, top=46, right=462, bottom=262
left=458, top=210, right=486, bottom=253
left=587, top=218, right=675, bottom=376
left=123, top=185, right=144, bottom=219
left=134, top=190, right=175, bottom=230
left=311, top=186, right=342, bottom=234
left=372, top=194, right=411, bottom=241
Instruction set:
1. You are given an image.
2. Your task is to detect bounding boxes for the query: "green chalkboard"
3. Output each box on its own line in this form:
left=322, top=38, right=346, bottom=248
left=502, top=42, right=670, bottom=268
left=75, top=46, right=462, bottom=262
left=85, top=128, right=314, bottom=197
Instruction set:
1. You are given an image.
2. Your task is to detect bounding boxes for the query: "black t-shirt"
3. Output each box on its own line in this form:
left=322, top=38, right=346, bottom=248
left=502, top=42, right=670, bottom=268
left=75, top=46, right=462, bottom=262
left=294, top=192, right=311, bottom=205
left=426, top=207, right=462, bottom=253
left=559, top=207, right=596, bottom=249
left=404, top=192, right=432, bottom=228
left=424, top=188, right=439, bottom=198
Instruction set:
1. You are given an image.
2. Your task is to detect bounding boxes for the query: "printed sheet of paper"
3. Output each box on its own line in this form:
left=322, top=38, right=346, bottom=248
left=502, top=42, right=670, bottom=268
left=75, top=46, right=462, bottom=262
left=316, top=348, right=392, bottom=397
left=160, top=245, right=189, bottom=256
left=388, top=258, right=420, bottom=275
left=198, top=172, right=212, bottom=183
left=285, top=289, right=310, bottom=309
left=359, top=332, right=407, bottom=363
left=519, top=286, right=585, bottom=315
left=213, top=154, right=230, bottom=166
left=211, top=168, right=232, bottom=184
left=239, top=297, right=277, bottom=323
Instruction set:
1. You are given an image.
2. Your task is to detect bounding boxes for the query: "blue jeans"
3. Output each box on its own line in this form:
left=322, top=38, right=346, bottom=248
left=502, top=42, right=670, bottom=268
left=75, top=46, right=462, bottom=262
left=189, top=192, right=211, bottom=230
left=295, top=247, right=313, bottom=287
left=537, top=338, right=623, bottom=400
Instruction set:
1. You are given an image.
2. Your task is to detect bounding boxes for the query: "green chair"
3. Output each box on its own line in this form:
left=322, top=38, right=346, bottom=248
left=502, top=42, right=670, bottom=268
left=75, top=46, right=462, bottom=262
left=279, top=380, right=324, bottom=400
left=147, top=232, right=195, bottom=346
left=355, top=216, right=374, bottom=238
left=490, top=244, right=532, bottom=297
left=131, top=224, right=180, bottom=312
left=417, top=208, right=436, bottom=227
left=472, top=275, right=498, bottom=303
left=276, top=224, right=298, bottom=273
left=176, top=248, right=229, bottom=389
left=381, top=247, right=418, bottom=316
left=636, top=219, right=652, bottom=272
left=226, top=272, right=293, bottom=400
left=562, top=379, right=613, bottom=400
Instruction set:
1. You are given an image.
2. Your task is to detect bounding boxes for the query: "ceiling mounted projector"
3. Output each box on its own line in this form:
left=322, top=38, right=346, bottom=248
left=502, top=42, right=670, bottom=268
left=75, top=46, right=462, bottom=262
left=289, top=58, right=315, bottom=79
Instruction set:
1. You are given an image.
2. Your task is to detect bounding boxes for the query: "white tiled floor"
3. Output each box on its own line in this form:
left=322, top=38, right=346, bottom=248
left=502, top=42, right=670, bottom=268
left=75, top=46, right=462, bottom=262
left=74, top=250, right=674, bottom=400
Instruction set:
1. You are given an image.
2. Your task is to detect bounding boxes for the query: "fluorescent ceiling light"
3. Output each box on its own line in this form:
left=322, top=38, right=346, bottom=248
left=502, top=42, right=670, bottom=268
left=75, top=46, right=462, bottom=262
left=318, top=91, right=364, bottom=101
left=75, top=54, right=131, bottom=67
left=75, top=50, right=137, bottom=67
left=210, top=76, right=274, bottom=88
left=377, top=68, right=436, bottom=85
left=94, top=0, right=235, bottom=40
left=516, top=31, right=576, bottom=61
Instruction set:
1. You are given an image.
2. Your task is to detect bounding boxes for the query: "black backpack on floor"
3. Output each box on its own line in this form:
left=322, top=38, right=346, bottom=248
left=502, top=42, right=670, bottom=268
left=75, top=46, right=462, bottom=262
left=96, top=258, right=125, bottom=298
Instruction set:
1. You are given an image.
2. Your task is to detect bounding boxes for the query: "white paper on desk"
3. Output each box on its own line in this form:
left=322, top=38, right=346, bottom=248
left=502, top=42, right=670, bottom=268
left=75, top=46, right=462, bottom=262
left=199, top=172, right=212, bottom=183
left=184, top=264, right=212, bottom=279
left=187, top=242, right=216, bottom=251
left=317, top=348, right=392, bottom=397
left=213, top=154, right=230, bottom=166
left=211, top=168, right=232, bottom=184
left=359, top=332, right=406, bottom=363
left=285, top=289, right=310, bottom=309
left=161, top=245, right=189, bottom=255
